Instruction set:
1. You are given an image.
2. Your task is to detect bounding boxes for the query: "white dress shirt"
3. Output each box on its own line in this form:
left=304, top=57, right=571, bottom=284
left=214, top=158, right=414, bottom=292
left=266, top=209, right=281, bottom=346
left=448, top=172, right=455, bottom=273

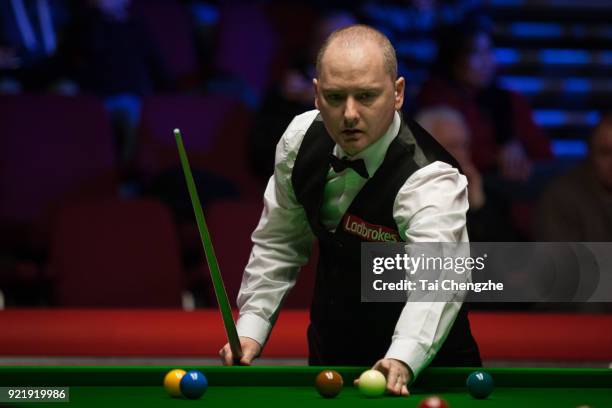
left=236, top=109, right=469, bottom=378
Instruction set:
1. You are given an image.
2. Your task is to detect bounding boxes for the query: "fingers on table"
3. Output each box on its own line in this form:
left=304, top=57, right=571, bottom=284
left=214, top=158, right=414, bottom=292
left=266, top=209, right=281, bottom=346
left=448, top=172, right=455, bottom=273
left=386, top=365, right=406, bottom=395
left=240, top=348, right=257, bottom=366
left=353, top=363, right=410, bottom=397
left=220, top=340, right=259, bottom=366
left=374, top=360, right=410, bottom=396
left=219, top=344, right=234, bottom=366
left=373, top=359, right=391, bottom=373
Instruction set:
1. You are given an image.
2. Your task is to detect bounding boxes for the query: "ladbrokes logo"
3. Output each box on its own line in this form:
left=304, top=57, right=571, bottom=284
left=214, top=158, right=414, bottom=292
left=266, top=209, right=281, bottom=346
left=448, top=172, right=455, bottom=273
left=342, top=214, right=400, bottom=242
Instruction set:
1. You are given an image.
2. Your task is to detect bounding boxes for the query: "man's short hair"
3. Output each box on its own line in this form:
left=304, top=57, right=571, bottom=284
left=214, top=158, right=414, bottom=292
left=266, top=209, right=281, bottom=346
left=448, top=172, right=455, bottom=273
left=315, top=24, right=398, bottom=81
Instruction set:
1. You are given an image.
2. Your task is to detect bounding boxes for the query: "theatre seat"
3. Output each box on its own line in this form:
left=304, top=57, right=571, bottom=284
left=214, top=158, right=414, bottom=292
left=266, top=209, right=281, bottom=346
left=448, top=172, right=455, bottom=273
left=0, top=94, right=117, bottom=301
left=49, top=199, right=183, bottom=308
left=132, top=0, right=199, bottom=87
left=198, top=199, right=316, bottom=308
left=137, top=94, right=260, bottom=197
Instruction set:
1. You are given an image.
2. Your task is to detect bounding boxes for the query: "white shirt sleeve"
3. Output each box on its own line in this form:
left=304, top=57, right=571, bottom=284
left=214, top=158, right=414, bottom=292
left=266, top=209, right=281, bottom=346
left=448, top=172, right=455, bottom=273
left=235, top=111, right=317, bottom=346
left=385, top=161, right=469, bottom=379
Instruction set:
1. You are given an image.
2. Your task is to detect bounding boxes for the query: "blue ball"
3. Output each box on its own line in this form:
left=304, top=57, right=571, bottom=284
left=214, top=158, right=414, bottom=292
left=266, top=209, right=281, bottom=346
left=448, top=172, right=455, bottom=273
left=466, top=371, right=494, bottom=399
left=179, top=370, right=208, bottom=399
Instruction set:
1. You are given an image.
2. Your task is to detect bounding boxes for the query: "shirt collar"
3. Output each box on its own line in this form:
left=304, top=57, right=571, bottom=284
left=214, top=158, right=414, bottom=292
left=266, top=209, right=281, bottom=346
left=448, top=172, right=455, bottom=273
left=333, top=111, right=401, bottom=178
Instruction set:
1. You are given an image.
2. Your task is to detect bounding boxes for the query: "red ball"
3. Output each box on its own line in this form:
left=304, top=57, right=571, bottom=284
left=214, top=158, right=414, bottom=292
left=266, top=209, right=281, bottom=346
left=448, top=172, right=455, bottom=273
left=315, top=370, right=344, bottom=398
left=418, top=396, right=449, bottom=408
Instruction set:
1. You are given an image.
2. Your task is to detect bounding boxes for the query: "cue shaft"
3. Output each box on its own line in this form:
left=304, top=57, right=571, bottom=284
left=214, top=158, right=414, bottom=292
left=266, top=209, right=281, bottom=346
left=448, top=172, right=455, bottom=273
left=174, top=128, right=243, bottom=361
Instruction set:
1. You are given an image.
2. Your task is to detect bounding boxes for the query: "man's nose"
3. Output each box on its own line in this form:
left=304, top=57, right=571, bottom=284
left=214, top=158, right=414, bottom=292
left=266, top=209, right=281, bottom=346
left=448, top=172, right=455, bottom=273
left=343, top=96, right=359, bottom=126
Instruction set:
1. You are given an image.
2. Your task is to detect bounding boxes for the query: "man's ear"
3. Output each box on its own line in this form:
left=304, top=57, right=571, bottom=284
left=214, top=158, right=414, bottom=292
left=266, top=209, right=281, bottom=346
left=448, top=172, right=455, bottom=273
left=394, top=77, right=405, bottom=110
left=313, top=78, right=320, bottom=109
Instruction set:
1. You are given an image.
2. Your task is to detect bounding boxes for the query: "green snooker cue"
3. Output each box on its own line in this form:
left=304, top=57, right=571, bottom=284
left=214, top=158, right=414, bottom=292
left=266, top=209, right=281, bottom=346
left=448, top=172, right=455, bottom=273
left=174, top=128, right=243, bottom=362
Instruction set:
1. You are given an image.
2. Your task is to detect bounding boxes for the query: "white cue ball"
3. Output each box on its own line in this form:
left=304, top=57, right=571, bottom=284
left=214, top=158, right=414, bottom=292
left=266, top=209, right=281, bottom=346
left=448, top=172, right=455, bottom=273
left=358, top=369, right=386, bottom=397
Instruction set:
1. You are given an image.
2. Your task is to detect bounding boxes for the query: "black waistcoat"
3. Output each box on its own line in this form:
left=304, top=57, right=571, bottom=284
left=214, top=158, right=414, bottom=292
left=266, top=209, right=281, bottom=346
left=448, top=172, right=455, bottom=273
left=291, top=114, right=480, bottom=366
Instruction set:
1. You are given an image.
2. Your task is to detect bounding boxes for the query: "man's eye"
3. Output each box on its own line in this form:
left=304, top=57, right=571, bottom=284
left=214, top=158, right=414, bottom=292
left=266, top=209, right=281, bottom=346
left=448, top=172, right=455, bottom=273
left=326, top=94, right=343, bottom=102
left=357, top=93, right=375, bottom=101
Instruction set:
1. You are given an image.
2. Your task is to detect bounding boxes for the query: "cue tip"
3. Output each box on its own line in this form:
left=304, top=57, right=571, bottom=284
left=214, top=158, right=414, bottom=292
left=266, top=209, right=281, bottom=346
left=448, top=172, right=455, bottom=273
left=173, top=128, right=181, bottom=136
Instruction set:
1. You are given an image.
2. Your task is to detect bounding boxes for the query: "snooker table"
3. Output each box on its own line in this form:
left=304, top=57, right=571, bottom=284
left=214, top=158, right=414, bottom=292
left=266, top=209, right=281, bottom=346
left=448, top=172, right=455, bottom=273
left=0, top=366, right=610, bottom=407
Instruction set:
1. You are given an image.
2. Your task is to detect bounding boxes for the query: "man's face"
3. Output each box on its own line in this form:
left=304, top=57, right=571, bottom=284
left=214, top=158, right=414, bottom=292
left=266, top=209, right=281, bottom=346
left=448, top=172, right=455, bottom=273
left=590, top=123, right=612, bottom=191
left=313, top=40, right=404, bottom=156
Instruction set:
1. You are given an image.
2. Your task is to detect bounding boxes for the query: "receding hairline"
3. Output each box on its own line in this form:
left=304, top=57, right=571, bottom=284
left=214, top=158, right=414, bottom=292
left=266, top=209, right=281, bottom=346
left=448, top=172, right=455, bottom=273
left=315, top=24, right=398, bottom=81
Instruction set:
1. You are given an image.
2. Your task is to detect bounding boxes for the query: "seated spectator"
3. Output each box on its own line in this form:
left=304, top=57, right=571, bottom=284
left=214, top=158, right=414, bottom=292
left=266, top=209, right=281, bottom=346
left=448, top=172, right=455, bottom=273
left=417, top=20, right=552, bottom=182
left=416, top=106, right=519, bottom=241
left=534, top=113, right=612, bottom=241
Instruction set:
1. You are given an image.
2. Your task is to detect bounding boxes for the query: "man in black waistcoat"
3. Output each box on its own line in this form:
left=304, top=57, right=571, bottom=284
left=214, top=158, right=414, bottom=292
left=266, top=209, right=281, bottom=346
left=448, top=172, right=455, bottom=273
left=220, top=24, right=481, bottom=396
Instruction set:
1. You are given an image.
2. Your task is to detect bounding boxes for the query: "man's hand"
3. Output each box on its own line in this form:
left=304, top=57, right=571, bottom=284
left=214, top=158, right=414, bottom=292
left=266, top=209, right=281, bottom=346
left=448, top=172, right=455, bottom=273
left=353, top=358, right=412, bottom=396
left=218, top=336, right=262, bottom=366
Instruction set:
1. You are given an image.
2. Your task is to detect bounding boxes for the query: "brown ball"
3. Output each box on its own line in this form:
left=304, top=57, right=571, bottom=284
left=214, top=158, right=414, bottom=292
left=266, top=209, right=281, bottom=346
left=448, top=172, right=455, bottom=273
left=315, top=370, right=344, bottom=398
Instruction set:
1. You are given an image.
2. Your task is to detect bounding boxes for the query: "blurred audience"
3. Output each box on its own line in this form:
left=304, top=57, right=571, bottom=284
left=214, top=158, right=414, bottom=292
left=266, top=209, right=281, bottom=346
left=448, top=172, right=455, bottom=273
left=68, top=0, right=174, bottom=164
left=417, top=19, right=552, bottom=182
left=534, top=113, right=612, bottom=241
left=0, top=0, right=73, bottom=93
left=247, top=10, right=356, bottom=183
left=359, top=0, right=483, bottom=105
left=416, top=106, right=519, bottom=241
left=416, top=107, right=484, bottom=209
left=2, top=1, right=610, bottom=309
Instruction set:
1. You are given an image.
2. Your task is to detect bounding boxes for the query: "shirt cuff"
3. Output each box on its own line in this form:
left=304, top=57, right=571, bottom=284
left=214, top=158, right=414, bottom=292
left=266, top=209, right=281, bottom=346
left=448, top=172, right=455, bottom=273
left=385, top=338, right=430, bottom=382
left=235, top=313, right=273, bottom=347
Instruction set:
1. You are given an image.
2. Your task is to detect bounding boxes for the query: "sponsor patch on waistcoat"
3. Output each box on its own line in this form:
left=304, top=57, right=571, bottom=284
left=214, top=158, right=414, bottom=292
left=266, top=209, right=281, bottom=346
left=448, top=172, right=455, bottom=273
left=341, top=214, right=400, bottom=242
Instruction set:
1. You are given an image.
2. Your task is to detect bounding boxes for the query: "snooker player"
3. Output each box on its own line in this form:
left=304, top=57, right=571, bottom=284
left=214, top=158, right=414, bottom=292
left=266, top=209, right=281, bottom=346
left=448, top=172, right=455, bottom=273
left=219, top=25, right=481, bottom=395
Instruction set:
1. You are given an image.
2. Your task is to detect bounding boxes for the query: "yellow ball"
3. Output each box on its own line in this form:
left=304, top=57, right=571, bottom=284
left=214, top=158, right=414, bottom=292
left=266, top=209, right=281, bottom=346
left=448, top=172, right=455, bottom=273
left=164, top=369, right=186, bottom=397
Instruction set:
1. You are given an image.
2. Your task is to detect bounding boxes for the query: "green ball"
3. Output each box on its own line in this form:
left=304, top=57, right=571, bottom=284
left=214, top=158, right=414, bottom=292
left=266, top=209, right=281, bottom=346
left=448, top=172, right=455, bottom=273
left=358, top=370, right=386, bottom=397
left=466, top=371, right=494, bottom=399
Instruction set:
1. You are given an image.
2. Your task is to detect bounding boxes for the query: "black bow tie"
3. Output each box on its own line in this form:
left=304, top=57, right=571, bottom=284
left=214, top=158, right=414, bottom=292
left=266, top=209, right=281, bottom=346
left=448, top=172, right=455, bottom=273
left=329, top=154, right=369, bottom=178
